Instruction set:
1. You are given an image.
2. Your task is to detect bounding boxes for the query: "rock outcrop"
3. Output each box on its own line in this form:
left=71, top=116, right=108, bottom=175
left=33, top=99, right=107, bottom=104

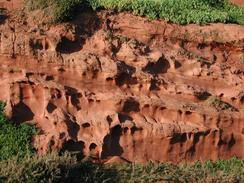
left=0, top=8, right=243, bottom=163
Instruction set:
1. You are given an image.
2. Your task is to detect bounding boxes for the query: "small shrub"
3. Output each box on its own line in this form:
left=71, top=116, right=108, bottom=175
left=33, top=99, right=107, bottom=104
left=206, top=96, right=233, bottom=111
left=0, top=102, right=36, bottom=161
left=24, top=0, right=87, bottom=22
left=53, top=0, right=87, bottom=22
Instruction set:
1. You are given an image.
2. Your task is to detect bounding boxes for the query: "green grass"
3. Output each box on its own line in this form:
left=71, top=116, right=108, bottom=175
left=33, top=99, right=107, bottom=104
left=0, top=153, right=243, bottom=183
left=0, top=102, right=36, bottom=161
left=24, top=0, right=244, bottom=24
left=89, top=0, right=244, bottom=24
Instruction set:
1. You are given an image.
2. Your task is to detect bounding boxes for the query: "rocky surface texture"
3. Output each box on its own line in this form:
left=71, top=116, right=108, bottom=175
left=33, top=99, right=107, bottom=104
left=0, top=6, right=244, bottom=163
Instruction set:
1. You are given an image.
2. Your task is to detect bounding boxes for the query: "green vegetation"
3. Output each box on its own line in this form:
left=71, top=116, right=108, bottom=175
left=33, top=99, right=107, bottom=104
left=0, top=103, right=36, bottom=161
left=0, top=154, right=243, bottom=183
left=0, top=152, right=112, bottom=183
left=24, top=0, right=244, bottom=24
left=24, top=0, right=87, bottom=22
left=89, top=0, right=244, bottom=24
left=206, top=96, right=233, bottom=111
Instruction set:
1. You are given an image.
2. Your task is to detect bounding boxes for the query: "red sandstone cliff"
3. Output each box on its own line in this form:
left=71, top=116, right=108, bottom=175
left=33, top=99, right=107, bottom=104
left=0, top=1, right=243, bottom=163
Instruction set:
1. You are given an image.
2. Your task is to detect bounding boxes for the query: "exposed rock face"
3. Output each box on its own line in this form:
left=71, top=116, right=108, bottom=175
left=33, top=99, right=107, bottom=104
left=0, top=10, right=244, bottom=163
left=230, top=0, right=244, bottom=6
left=0, top=0, right=22, bottom=10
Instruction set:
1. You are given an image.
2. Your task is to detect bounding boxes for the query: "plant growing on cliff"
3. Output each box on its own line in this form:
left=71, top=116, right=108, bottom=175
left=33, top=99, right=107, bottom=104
left=0, top=102, right=36, bottom=161
left=24, top=0, right=87, bottom=22
left=90, top=0, right=244, bottom=24
left=24, top=0, right=244, bottom=24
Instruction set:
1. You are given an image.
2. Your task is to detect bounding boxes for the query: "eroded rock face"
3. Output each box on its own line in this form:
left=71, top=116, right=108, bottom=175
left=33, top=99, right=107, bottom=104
left=230, top=0, right=244, bottom=6
left=0, top=11, right=243, bottom=163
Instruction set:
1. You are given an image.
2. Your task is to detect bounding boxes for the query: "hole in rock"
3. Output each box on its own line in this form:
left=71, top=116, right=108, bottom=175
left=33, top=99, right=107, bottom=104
left=61, top=140, right=85, bottom=160
left=106, top=116, right=113, bottom=124
left=142, top=56, right=170, bottom=75
left=59, top=132, right=66, bottom=139
left=65, top=86, right=78, bottom=95
left=118, top=113, right=133, bottom=123
left=82, top=123, right=91, bottom=128
left=64, top=86, right=81, bottom=109
left=48, top=140, right=55, bottom=151
left=185, top=111, right=192, bottom=115
left=89, top=143, right=99, bottom=158
left=71, top=94, right=81, bottom=110
left=56, top=36, right=83, bottom=54
left=122, top=98, right=140, bottom=113
left=194, top=91, right=211, bottom=100
left=160, top=106, right=166, bottom=110
left=131, top=126, right=143, bottom=135
left=101, top=125, right=123, bottom=159
left=12, top=101, right=34, bottom=123
left=46, top=75, right=54, bottom=81
left=26, top=72, right=34, bottom=77
left=219, top=93, right=224, bottom=98
left=170, top=133, right=187, bottom=144
left=231, top=97, right=236, bottom=101
left=115, top=73, right=137, bottom=86
left=106, top=77, right=113, bottom=82
left=178, top=110, right=183, bottom=115
left=89, top=143, right=98, bottom=151
left=197, top=43, right=207, bottom=49
left=150, top=79, right=160, bottom=91
left=46, top=102, right=57, bottom=113
left=88, top=99, right=94, bottom=103
left=240, top=95, right=244, bottom=103
left=174, top=60, right=182, bottom=69
left=51, top=89, right=62, bottom=99
left=0, top=9, right=7, bottom=24
left=228, top=134, right=236, bottom=149
left=64, top=115, right=80, bottom=139
left=58, top=68, right=65, bottom=72
left=77, top=93, right=82, bottom=98
left=144, top=104, right=150, bottom=108
left=29, top=39, right=43, bottom=50
left=115, top=62, right=137, bottom=86
left=123, top=127, right=129, bottom=134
